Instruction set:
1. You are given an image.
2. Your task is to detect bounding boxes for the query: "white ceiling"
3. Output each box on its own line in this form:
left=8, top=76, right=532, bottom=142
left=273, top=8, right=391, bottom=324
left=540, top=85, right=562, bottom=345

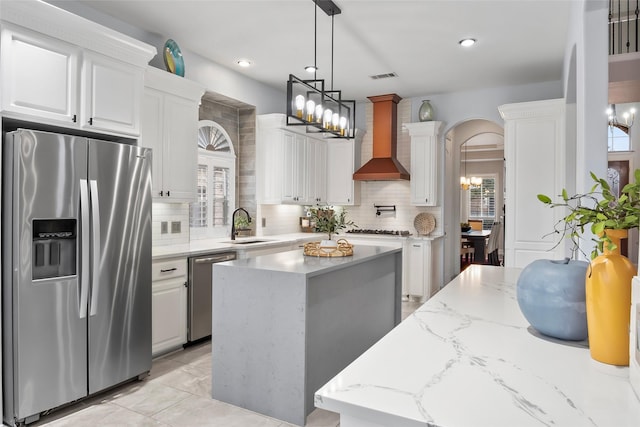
left=68, top=0, right=572, bottom=103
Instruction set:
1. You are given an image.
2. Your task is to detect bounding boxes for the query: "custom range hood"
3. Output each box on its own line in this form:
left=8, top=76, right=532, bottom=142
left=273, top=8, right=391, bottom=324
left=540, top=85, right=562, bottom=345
left=353, top=94, right=409, bottom=181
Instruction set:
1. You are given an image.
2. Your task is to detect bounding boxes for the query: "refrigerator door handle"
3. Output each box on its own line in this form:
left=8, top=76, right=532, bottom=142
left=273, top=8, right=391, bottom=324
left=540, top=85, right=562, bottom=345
left=89, top=179, right=101, bottom=317
left=79, top=179, right=90, bottom=319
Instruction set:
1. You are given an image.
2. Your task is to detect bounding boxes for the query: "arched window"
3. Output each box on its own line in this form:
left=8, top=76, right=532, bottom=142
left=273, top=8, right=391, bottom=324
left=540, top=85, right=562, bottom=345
left=190, top=120, right=236, bottom=238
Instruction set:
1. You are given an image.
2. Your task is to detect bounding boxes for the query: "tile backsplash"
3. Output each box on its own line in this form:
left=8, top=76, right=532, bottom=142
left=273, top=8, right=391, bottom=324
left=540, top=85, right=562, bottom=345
left=152, top=203, right=189, bottom=246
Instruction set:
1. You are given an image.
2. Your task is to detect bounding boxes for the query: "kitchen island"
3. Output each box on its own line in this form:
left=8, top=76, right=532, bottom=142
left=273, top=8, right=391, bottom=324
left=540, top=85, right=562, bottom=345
left=314, top=265, right=640, bottom=426
left=211, top=245, right=402, bottom=426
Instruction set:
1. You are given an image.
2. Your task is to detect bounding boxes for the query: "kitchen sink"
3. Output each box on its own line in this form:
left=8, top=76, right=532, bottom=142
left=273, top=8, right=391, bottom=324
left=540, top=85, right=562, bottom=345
left=227, top=239, right=272, bottom=245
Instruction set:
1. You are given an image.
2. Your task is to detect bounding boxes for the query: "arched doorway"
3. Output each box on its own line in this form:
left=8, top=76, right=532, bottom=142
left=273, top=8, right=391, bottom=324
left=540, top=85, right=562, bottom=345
left=443, top=119, right=504, bottom=281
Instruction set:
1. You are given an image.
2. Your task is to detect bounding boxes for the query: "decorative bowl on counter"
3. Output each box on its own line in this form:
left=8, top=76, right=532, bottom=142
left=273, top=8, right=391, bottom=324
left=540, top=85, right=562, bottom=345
left=303, top=239, right=353, bottom=257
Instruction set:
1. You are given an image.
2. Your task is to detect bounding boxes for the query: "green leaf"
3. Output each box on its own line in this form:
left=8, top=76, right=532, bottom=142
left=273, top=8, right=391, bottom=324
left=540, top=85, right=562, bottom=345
left=537, top=194, right=552, bottom=204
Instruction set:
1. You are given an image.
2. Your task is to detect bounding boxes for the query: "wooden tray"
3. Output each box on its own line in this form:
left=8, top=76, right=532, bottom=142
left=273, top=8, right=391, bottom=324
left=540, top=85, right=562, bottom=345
left=303, top=239, right=353, bottom=257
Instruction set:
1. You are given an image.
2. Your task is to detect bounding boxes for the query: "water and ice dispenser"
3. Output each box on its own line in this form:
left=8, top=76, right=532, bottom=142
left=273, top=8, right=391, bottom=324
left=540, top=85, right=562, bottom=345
left=32, top=219, right=77, bottom=280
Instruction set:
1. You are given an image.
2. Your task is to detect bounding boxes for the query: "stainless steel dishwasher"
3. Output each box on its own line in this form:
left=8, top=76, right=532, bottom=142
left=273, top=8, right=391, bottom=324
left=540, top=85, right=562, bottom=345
left=187, top=251, right=237, bottom=342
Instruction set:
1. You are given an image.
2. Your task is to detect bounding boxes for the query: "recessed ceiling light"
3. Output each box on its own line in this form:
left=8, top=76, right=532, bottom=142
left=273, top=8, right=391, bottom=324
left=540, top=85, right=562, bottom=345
left=237, top=59, right=251, bottom=67
left=305, top=65, right=318, bottom=73
left=459, top=38, right=476, bottom=47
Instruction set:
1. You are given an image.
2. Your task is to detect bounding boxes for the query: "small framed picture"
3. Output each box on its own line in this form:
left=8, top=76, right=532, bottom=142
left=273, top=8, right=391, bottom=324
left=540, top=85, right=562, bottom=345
left=631, top=278, right=640, bottom=401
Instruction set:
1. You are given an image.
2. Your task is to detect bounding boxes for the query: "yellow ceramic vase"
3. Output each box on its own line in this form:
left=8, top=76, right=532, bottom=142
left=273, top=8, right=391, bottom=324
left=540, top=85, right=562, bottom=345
left=585, top=229, right=636, bottom=366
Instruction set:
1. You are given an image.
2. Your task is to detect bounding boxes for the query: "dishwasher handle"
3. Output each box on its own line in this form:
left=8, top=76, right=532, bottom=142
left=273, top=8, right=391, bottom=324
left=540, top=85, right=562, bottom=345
left=193, top=253, right=236, bottom=264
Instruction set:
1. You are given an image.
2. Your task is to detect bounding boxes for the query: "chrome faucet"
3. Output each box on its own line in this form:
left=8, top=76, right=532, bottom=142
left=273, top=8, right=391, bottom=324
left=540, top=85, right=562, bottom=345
left=231, top=207, right=251, bottom=240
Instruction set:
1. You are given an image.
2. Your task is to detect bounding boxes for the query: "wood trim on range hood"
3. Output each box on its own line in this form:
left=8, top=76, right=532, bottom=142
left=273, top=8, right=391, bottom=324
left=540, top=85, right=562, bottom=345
left=353, top=94, right=410, bottom=181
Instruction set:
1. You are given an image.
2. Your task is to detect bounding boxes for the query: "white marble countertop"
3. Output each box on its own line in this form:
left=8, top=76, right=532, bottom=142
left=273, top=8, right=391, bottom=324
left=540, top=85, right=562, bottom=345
left=151, top=232, right=440, bottom=260
left=214, top=245, right=401, bottom=278
left=314, top=265, right=640, bottom=427
left=151, top=232, right=325, bottom=260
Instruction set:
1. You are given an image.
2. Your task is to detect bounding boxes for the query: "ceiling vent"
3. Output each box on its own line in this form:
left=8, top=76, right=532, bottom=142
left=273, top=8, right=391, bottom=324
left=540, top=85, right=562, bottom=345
left=369, top=72, right=398, bottom=80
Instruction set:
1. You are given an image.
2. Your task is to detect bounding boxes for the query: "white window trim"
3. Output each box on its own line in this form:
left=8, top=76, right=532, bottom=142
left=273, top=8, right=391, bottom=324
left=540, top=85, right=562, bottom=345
left=190, top=120, right=236, bottom=240
left=468, top=174, right=498, bottom=228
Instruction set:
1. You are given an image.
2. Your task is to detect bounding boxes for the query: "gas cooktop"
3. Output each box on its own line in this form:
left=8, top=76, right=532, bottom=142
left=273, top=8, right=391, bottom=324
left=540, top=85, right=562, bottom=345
left=346, top=229, right=411, bottom=236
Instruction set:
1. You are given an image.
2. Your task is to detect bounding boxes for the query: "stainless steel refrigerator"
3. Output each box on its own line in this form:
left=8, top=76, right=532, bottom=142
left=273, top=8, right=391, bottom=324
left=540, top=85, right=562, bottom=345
left=2, top=129, right=152, bottom=426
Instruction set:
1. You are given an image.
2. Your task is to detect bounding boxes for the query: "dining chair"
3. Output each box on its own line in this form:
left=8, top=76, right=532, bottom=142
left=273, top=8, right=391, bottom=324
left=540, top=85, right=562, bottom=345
left=460, top=239, right=475, bottom=263
left=486, top=221, right=503, bottom=266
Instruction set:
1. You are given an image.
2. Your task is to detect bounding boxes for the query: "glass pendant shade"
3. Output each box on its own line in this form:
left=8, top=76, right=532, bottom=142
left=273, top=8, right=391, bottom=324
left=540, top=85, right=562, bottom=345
left=306, top=100, right=315, bottom=122
left=339, top=116, right=347, bottom=135
left=315, top=105, right=323, bottom=123
left=332, top=113, right=339, bottom=130
left=295, top=95, right=305, bottom=119
left=323, top=109, right=332, bottom=129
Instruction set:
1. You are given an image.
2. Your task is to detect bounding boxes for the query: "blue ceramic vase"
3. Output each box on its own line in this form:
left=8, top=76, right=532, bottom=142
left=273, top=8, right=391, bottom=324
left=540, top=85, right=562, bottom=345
left=516, top=258, right=589, bottom=341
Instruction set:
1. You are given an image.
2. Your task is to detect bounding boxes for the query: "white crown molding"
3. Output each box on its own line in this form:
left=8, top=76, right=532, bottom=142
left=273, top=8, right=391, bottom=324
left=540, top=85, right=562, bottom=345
left=145, top=66, right=205, bottom=102
left=498, top=98, right=566, bottom=121
left=402, top=121, right=443, bottom=137
left=1, top=0, right=155, bottom=66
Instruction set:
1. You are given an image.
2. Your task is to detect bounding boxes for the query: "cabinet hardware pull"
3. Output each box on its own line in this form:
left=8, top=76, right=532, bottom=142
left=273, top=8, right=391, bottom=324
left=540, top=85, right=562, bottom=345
left=425, top=198, right=428, bottom=203
left=160, top=267, right=177, bottom=273
left=184, top=281, right=188, bottom=287
left=72, top=114, right=77, bottom=123
left=159, top=191, right=163, bottom=196
left=88, top=117, right=93, bottom=125
left=167, top=190, right=170, bottom=197
left=413, top=244, right=421, bottom=248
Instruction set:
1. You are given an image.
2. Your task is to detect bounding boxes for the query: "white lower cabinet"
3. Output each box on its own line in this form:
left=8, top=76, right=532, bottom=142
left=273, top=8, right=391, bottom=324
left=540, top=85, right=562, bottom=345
left=403, top=238, right=443, bottom=302
left=152, top=257, right=187, bottom=357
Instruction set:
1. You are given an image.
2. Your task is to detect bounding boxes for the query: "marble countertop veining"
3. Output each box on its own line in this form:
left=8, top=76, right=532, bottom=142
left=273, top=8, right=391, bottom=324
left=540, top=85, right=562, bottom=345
left=314, top=265, right=640, bottom=427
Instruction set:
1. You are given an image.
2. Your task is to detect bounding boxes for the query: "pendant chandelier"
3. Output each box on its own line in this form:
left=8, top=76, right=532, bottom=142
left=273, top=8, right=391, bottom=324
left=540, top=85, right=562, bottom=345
left=460, top=143, right=481, bottom=190
left=607, top=103, right=635, bottom=129
left=286, top=0, right=355, bottom=139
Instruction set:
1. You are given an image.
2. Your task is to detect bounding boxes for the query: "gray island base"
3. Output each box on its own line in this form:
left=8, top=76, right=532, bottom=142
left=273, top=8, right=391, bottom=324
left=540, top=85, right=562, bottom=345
left=211, top=245, right=402, bottom=426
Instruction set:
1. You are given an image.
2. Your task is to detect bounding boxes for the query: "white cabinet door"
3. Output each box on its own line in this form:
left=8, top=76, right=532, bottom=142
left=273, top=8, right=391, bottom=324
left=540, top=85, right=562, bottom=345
left=407, top=241, right=427, bottom=298
left=81, top=51, right=142, bottom=136
left=141, top=69, right=203, bottom=203
left=162, top=94, right=198, bottom=201
left=0, top=24, right=79, bottom=125
left=327, top=139, right=359, bottom=205
left=151, top=257, right=188, bottom=357
left=499, top=99, right=566, bottom=268
left=152, top=277, right=187, bottom=357
left=404, top=122, right=443, bottom=206
left=282, top=131, right=306, bottom=204
left=141, top=89, right=164, bottom=198
left=404, top=239, right=440, bottom=302
left=307, top=137, right=327, bottom=204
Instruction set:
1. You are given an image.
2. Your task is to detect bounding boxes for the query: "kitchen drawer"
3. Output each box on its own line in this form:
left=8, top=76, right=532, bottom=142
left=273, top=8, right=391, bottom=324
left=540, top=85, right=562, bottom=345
left=152, top=257, right=187, bottom=281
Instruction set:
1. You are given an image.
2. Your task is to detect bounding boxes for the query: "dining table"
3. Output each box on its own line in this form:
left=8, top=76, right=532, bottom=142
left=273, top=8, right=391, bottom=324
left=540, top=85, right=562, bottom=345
left=461, top=229, right=491, bottom=263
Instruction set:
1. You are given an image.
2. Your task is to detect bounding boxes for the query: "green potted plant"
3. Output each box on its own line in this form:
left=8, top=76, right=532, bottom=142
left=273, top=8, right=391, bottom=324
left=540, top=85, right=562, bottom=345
left=234, top=215, right=252, bottom=237
left=308, top=206, right=356, bottom=246
left=537, top=170, right=640, bottom=259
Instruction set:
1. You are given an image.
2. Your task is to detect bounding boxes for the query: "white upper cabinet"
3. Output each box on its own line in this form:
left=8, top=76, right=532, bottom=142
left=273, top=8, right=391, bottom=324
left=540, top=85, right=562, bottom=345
left=81, top=51, right=143, bottom=135
left=326, top=139, right=360, bottom=206
left=0, top=25, right=79, bottom=125
left=404, top=121, right=443, bottom=206
left=307, top=138, right=327, bottom=204
left=141, top=67, right=205, bottom=202
left=0, top=1, right=155, bottom=137
left=281, top=131, right=307, bottom=204
left=257, top=114, right=332, bottom=206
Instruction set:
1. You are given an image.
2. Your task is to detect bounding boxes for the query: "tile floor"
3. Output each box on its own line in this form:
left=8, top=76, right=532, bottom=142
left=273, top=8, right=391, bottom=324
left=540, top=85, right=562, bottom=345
left=31, top=301, right=422, bottom=427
